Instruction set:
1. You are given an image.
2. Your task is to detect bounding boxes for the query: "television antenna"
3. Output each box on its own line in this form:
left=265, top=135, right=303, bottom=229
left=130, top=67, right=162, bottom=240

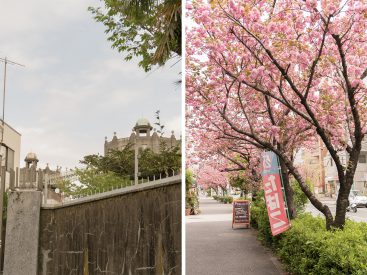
left=0, top=57, right=25, bottom=143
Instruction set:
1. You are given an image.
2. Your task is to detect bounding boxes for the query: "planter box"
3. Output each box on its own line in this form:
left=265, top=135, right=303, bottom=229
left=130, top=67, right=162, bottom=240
left=185, top=208, right=191, bottom=216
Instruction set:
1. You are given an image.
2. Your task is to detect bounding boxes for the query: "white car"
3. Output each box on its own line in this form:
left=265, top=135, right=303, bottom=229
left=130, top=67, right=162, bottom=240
left=349, top=190, right=367, bottom=207
left=230, top=193, right=241, bottom=199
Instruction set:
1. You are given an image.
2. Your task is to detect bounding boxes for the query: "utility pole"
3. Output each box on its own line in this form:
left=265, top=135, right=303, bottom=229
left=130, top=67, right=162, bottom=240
left=134, top=133, right=139, bottom=185
left=0, top=57, right=24, bottom=271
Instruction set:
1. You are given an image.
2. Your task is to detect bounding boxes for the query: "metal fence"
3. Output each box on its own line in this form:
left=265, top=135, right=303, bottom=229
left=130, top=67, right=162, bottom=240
left=13, top=166, right=181, bottom=205
left=43, top=169, right=181, bottom=205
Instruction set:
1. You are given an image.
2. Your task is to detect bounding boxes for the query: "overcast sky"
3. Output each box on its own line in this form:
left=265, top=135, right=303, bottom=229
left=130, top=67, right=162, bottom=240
left=0, top=0, right=181, bottom=169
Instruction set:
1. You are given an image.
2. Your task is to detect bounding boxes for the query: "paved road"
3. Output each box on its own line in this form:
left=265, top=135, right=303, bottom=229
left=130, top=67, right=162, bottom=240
left=186, top=197, right=286, bottom=275
left=306, top=199, right=367, bottom=223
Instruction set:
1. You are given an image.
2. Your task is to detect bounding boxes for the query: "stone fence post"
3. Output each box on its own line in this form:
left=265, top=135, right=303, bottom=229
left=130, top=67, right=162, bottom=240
left=3, top=191, right=42, bottom=275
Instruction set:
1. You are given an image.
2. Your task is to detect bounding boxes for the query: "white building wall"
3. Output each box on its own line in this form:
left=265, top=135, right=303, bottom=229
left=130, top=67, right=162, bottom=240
left=2, top=122, right=21, bottom=169
left=324, top=137, right=367, bottom=194
left=0, top=121, right=21, bottom=189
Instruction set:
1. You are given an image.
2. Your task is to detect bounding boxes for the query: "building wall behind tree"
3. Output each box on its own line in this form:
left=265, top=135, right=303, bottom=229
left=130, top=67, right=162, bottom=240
left=0, top=121, right=21, bottom=189
left=0, top=121, right=21, bottom=171
left=324, top=137, right=367, bottom=194
left=294, top=138, right=327, bottom=194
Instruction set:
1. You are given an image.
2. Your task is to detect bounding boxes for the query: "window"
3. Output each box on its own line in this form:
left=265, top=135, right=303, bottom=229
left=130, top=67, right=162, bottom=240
left=309, top=158, right=318, bottom=165
left=0, top=146, right=15, bottom=171
left=7, top=148, right=14, bottom=171
left=139, top=129, right=148, bottom=136
left=359, top=154, right=367, bottom=163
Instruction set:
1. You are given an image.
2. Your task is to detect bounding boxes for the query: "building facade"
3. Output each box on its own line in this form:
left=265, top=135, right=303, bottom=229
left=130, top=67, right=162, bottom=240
left=104, top=118, right=180, bottom=155
left=0, top=120, right=21, bottom=189
left=324, top=137, right=367, bottom=195
left=294, top=138, right=327, bottom=194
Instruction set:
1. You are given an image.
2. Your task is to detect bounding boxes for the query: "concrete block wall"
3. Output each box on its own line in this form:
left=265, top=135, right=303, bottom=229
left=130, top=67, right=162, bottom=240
left=38, top=180, right=181, bottom=274
left=3, top=191, right=42, bottom=275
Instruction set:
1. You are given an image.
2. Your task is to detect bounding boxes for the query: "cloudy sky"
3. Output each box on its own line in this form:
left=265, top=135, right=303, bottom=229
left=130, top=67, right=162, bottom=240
left=0, top=0, right=181, bottom=169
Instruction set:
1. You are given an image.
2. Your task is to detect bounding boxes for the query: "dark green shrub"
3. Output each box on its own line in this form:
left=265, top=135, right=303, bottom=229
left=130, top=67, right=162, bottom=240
left=214, top=196, right=233, bottom=204
left=186, top=193, right=199, bottom=214
left=251, top=187, right=367, bottom=274
left=237, top=196, right=248, bottom=201
left=291, top=179, right=310, bottom=213
left=226, top=196, right=233, bottom=203
left=185, top=170, right=199, bottom=214
left=250, top=191, right=277, bottom=246
left=221, top=196, right=233, bottom=204
left=277, top=214, right=367, bottom=275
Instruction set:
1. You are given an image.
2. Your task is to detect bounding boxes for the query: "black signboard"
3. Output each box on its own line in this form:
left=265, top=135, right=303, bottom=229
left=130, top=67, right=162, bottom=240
left=232, top=200, right=250, bottom=229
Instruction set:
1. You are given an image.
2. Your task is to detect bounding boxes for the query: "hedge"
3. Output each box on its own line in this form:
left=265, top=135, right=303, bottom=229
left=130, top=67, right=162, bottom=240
left=251, top=202, right=367, bottom=274
left=212, top=195, right=233, bottom=204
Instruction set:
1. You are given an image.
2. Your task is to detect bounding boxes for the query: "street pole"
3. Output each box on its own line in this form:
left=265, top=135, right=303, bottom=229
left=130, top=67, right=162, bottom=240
left=0, top=161, right=3, bottom=270
left=134, top=134, right=138, bottom=185
left=1, top=58, right=7, bottom=145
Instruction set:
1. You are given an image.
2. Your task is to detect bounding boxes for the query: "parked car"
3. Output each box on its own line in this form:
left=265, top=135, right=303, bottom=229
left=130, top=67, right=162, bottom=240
left=349, top=190, right=367, bottom=207
left=231, top=193, right=241, bottom=199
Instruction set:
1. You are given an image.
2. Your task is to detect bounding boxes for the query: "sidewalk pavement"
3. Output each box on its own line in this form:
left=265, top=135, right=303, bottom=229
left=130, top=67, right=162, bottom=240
left=186, top=197, right=287, bottom=275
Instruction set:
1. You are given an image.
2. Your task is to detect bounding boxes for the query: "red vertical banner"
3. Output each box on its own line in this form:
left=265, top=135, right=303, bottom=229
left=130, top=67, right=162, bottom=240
left=262, top=151, right=290, bottom=236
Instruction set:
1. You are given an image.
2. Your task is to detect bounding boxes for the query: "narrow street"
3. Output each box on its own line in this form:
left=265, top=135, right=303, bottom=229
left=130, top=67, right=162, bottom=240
left=186, top=197, right=286, bottom=275
left=306, top=198, right=367, bottom=223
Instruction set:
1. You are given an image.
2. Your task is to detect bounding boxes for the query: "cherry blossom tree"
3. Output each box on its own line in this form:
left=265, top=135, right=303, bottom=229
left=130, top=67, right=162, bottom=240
left=196, top=164, right=229, bottom=194
left=187, top=0, right=367, bottom=229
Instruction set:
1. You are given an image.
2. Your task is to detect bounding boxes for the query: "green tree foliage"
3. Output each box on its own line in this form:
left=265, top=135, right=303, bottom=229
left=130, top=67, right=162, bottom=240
left=229, top=175, right=253, bottom=197
left=58, top=142, right=181, bottom=197
left=57, top=169, right=130, bottom=198
left=89, top=0, right=181, bottom=72
left=185, top=169, right=199, bottom=213
left=80, top=144, right=135, bottom=176
left=291, top=179, right=311, bottom=214
left=139, top=142, right=181, bottom=177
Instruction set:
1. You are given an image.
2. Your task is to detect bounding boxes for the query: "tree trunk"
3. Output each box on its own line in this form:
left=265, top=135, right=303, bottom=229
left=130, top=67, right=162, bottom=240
left=279, top=159, right=297, bottom=219
left=333, top=171, right=354, bottom=228
left=280, top=154, right=334, bottom=229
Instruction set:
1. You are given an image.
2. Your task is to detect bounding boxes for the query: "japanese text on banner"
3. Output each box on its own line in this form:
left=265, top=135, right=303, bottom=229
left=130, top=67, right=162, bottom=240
left=262, top=151, right=290, bottom=236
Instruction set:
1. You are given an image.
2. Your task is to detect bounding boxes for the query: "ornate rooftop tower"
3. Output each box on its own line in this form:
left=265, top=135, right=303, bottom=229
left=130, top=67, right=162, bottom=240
left=24, top=152, right=39, bottom=168
left=104, top=118, right=180, bottom=155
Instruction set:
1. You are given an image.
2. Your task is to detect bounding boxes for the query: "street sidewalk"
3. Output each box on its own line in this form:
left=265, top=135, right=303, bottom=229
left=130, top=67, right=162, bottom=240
left=186, top=197, right=287, bottom=275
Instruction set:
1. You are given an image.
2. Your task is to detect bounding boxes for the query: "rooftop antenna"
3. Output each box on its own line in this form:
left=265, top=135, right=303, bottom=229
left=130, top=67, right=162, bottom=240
left=0, top=57, right=25, bottom=144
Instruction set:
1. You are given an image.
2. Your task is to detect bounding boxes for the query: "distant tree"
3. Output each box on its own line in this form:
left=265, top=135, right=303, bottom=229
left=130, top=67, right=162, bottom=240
left=139, top=142, right=181, bottom=177
left=89, top=0, right=181, bottom=72
left=229, top=175, right=252, bottom=198
left=58, top=142, right=181, bottom=196
left=80, top=145, right=134, bottom=176
left=196, top=165, right=228, bottom=195
left=57, top=168, right=129, bottom=197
